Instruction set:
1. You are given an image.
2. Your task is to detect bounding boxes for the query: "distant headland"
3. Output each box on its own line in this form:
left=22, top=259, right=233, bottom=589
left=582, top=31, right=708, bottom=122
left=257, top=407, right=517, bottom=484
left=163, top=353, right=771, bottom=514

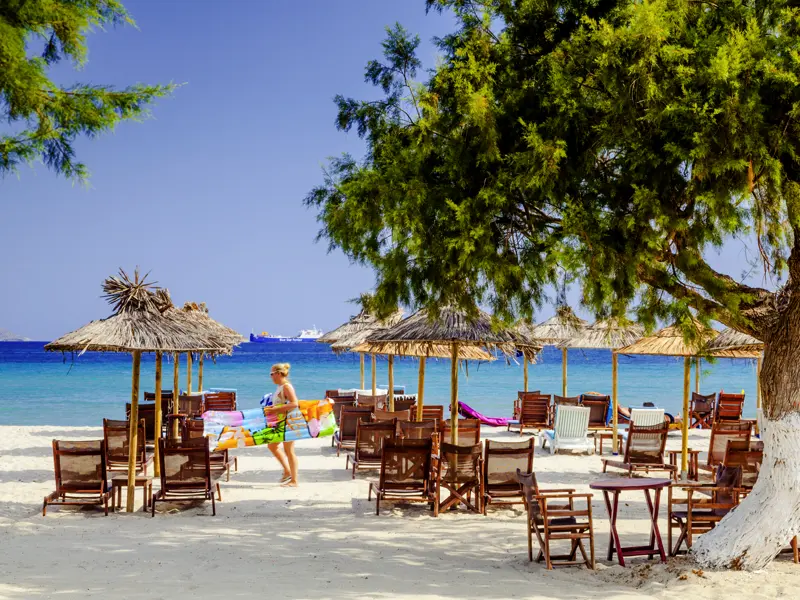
left=0, top=329, right=30, bottom=342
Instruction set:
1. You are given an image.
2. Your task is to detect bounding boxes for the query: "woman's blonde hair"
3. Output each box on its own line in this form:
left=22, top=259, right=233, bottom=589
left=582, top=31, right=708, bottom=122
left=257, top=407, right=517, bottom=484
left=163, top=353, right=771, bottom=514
left=271, top=363, right=291, bottom=377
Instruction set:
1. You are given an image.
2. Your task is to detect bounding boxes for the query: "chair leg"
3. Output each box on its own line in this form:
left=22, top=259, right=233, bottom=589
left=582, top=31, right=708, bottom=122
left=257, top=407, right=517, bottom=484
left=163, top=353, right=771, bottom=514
left=234, top=457, right=238, bottom=472
left=376, top=493, right=381, bottom=516
left=216, top=482, right=222, bottom=501
left=211, top=491, right=216, bottom=516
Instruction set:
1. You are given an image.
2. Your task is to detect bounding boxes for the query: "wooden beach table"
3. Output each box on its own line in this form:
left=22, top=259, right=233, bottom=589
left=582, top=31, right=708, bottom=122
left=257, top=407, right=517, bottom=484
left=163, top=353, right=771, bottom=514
left=667, top=449, right=701, bottom=481
left=112, top=475, right=153, bottom=513
left=589, top=478, right=671, bottom=566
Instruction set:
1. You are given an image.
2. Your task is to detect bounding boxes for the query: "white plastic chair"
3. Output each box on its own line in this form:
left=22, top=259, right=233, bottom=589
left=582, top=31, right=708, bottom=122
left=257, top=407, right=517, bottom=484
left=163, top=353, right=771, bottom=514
left=539, top=405, right=593, bottom=454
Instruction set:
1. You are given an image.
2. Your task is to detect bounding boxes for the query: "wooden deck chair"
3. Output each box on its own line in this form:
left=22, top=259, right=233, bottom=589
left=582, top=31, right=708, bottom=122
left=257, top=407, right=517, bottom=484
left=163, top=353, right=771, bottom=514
left=152, top=438, right=220, bottom=516
left=325, top=389, right=354, bottom=400
left=369, top=438, right=435, bottom=515
left=715, top=391, right=745, bottom=423
left=398, top=419, right=438, bottom=440
left=412, top=404, right=445, bottom=421
left=513, top=390, right=542, bottom=420
left=356, top=393, right=387, bottom=410
left=43, top=440, right=111, bottom=516
left=103, top=418, right=151, bottom=475
left=126, top=402, right=158, bottom=443
left=347, top=420, right=396, bottom=478
left=690, top=392, right=716, bottom=429
left=203, top=392, right=236, bottom=412
left=580, top=394, right=611, bottom=429
left=554, top=395, right=581, bottom=406
left=723, top=440, right=763, bottom=488
left=174, top=394, right=205, bottom=418
left=602, top=421, right=677, bottom=480
left=436, top=442, right=483, bottom=513
left=698, top=421, right=752, bottom=477
left=509, top=393, right=551, bottom=434
left=482, top=438, right=534, bottom=513
left=392, top=397, right=417, bottom=413
left=516, top=469, right=595, bottom=569
left=330, top=398, right=357, bottom=446
left=180, top=420, right=238, bottom=481
left=144, top=391, right=174, bottom=433
left=539, top=406, right=593, bottom=455
left=441, top=418, right=481, bottom=445
left=335, top=406, right=372, bottom=457
left=373, top=409, right=412, bottom=423
left=668, top=465, right=743, bottom=555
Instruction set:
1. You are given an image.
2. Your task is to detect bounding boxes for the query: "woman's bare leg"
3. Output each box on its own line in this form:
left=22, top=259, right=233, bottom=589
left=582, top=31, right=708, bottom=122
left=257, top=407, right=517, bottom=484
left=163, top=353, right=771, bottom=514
left=283, top=441, right=299, bottom=486
left=267, top=442, right=290, bottom=480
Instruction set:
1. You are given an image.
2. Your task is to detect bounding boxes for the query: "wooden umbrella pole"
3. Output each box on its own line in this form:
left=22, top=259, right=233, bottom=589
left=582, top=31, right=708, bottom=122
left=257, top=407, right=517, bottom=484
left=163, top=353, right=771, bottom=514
left=371, top=354, right=377, bottom=395
left=523, top=358, right=529, bottom=393
left=562, top=348, right=568, bottom=396
left=154, top=352, right=163, bottom=477
left=417, top=357, right=426, bottom=422
left=681, top=357, right=690, bottom=480
left=172, top=352, right=180, bottom=440
left=388, top=354, right=395, bottom=411
left=126, top=351, right=142, bottom=512
left=198, top=354, right=204, bottom=393
left=450, top=343, right=459, bottom=445
left=611, top=351, right=619, bottom=454
left=695, top=358, right=700, bottom=393
left=186, top=352, right=193, bottom=393
left=360, top=353, right=365, bottom=389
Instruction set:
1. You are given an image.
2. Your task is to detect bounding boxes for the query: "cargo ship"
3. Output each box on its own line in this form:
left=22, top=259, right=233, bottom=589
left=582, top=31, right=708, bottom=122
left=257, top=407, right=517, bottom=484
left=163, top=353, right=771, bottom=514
left=249, top=327, right=323, bottom=343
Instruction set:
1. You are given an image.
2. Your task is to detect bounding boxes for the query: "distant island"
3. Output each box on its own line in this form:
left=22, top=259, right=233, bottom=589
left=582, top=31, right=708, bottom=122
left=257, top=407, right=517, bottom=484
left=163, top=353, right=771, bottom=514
left=0, top=329, right=30, bottom=341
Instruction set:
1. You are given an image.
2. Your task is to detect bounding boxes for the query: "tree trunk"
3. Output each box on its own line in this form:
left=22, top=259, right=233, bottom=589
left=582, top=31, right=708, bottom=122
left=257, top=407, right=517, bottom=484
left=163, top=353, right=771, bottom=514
left=693, top=317, right=800, bottom=570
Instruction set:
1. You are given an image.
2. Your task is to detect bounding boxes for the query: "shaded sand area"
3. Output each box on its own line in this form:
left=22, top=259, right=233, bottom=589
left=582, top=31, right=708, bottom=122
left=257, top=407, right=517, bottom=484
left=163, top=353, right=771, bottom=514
left=1, top=425, right=798, bottom=599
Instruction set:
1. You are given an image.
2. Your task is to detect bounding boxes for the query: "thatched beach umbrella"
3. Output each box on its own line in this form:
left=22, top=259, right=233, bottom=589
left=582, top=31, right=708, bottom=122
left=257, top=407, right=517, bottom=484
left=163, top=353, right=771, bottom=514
left=45, top=269, right=232, bottom=512
left=617, top=320, right=717, bottom=480
left=523, top=306, right=589, bottom=394
left=705, top=327, right=764, bottom=420
left=360, top=306, right=528, bottom=442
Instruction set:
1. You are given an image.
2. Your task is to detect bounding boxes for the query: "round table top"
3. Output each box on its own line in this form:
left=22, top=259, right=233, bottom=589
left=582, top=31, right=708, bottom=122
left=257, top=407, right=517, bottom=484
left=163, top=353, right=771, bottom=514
left=590, top=477, right=672, bottom=491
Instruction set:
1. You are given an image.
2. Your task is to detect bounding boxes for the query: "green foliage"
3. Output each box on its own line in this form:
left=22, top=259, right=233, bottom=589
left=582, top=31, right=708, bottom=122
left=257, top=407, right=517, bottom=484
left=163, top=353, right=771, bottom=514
left=0, top=0, right=175, bottom=181
left=307, top=1, right=800, bottom=335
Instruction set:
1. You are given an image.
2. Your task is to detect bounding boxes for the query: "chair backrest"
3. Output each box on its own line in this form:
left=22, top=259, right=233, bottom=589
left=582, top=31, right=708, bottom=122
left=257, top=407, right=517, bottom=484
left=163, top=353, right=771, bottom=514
left=717, top=391, right=745, bottom=421
left=629, top=408, right=665, bottom=427
left=691, top=392, right=716, bottom=415
left=580, top=394, right=610, bottom=427
left=518, top=390, right=541, bottom=399
left=126, top=402, right=157, bottom=441
left=723, top=440, right=762, bottom=488
left=52, top=439, right=107, bottom=494
left=356, top=393, right=387, bottom=410
left=623, top=421, right=669, bottom=465
left=379, top=439, right=433, bottom=492
left=177, top=394, right=205, bottom=417
left=519, top=393, right=551, bottom=426
left=553, top=395, right=581, bottom=407
left=483, top=439, right=535, bottom=493
left=439, top=442, right=482, bottom=483
left=373, top=409, right=412, bottom=423
left=398, top=419, right=438, bottom=440
left=339, top=407, right=373, bottom=442
left=203, top=392, right=236, bottom=412
left=103, top=418, right=146, bottom=470
left=354, top=420, right=396, bottom=461
left=413, top=405, right=445, bottom=421
left=158, top=437, right=211, bottom=493
left=392, top=397, right=417, bottom=412
left=331, top=398, right=357, bottom=425
left=708, top=422, right=752, bottom=466
left=441, top=418, right=481, bottom=446
left=182, top=418, right=206, bottom=442
left=553, top=405, right=590, bottom=440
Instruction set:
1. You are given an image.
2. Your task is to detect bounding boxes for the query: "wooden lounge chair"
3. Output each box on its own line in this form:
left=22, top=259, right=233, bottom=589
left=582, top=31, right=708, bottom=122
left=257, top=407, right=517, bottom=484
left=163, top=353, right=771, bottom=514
left=373, top=409, right=412, bottom=423
left=602, top=421, right=677, bottom=480
left=441, top=418, right=481, bottom=445
left=369, top=438, right=436, bottom=515
left=516, top=469, right=595, bottom=569
left=325, top=389, right=355, bottom=400
left=508, top=393, right=551, bottom=434
left=166, top=394, right=205, bottom=434
left=181, top=418, right=238, bottom=481
left=356, top=393, right=387, bottom=410
left=144, top=391, right=174, bottom=433
left=513, top=390, right=541, bottom=420
left=347, top=420, right=396, bottom=478
left=580, top=394, right=611, bottom=429
left=43, top=440, right=111, bottom=516
left=335, top=406, right=372, bottom=457
left=689, top=392, right=716, bottom=429
left=330, top=398, right=357, bottom=446
left=723, top=440, right=763, bottom=488
left=203, top=392, right=236, bottom=412
left=715, top=391, right=745, bottom=423
left=126, top=402, right=158, bottom=443
left=436, top=442, right=484, bottom=513
left=152, top=438, right=221, bottom=516
left=398, top=419, right=439, bottom=440
left=103, top=418, right=151, bottom=475
left=539, top=406, right=593, bottom=455
left=393, top=396, right=417, bottom=412
left=482, top=439, right=534, bottom=513
left=668, top=465, right=743, bottom=556
left=412, top=404, right=445, bottom=421
left=698, top=421, right=751, bottom=477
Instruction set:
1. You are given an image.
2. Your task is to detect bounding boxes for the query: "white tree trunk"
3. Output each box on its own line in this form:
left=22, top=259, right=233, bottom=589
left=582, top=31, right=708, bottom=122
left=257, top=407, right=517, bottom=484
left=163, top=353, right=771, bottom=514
left=692, top=412, right=800, bottom=570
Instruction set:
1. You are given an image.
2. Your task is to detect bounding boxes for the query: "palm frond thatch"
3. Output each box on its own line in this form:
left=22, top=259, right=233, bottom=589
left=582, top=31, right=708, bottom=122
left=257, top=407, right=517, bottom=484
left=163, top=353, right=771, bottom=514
left=325, top=309, right=404, bottom=349
left=705, top=327, right=763, bottom=353
left=560, top=318, right=645, bottom=350
left=351, top=341, right=495, bottom=361
left=102, top=268, right=160, bottom=314
left=178, top=301, right=245, bottom=349
left=524, top=306, right=589, bottom=345
left=616, top=320, right=716, bottom=357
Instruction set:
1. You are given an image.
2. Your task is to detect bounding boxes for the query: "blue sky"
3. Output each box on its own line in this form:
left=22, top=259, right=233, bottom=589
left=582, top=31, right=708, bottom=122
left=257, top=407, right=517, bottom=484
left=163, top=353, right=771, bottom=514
left=0, top=1, right=773, bottom=340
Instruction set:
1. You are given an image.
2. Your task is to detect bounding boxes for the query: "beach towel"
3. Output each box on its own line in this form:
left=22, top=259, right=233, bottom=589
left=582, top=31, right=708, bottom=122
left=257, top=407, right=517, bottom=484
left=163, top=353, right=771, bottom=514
left=457, top=401, right=511, bottom=427
left=202, top=399, right=336, bottom=451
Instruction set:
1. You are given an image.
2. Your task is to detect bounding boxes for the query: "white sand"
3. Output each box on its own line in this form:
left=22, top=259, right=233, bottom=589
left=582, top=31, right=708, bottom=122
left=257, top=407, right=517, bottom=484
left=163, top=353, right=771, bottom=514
left=0, top=425, right=797, bottom=599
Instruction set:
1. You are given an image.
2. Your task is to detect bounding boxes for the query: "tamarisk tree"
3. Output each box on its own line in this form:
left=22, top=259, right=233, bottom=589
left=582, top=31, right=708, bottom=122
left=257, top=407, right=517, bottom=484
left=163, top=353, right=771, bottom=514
left=306, top=1, right=800, bottom=569
left=0, top=0, right=174, bottom=181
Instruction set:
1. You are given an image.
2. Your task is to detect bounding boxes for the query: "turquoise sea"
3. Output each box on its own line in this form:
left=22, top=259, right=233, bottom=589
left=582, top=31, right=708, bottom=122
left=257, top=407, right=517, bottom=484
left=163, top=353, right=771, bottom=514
left=0, top=341, right=759, bottom=426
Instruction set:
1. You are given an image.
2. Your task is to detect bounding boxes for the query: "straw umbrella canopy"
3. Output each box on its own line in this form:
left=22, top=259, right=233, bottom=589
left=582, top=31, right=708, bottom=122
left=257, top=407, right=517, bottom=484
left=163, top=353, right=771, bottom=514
left=616, top=320, right=717, bottom=480
left=45, top=269, right=231, bottom=512
left=705, top=327, right=765, bottom=423
left=361, top=306, right=531, bottom=441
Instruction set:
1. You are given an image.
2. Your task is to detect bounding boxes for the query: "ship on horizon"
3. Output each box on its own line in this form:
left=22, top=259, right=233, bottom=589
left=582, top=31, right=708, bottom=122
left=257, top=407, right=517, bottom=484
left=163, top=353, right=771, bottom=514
left=249, top=327, right=323, bottom=343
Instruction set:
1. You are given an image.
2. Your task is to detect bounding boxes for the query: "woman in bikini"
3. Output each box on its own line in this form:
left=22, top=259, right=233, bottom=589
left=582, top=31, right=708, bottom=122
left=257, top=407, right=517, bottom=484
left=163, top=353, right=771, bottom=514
left=264, top=363, right=300, bottom=486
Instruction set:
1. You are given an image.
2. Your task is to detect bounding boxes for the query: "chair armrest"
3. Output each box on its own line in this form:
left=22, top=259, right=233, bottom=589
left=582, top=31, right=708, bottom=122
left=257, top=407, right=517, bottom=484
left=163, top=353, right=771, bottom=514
left=538, top=488, right=577, bottom=494
left=535, top=493, right=591, bottom=500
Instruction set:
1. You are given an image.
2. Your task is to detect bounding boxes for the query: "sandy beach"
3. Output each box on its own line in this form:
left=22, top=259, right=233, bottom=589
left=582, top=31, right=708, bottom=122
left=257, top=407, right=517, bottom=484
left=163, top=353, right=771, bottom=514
left=0, top=425, right=797, bottom=599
